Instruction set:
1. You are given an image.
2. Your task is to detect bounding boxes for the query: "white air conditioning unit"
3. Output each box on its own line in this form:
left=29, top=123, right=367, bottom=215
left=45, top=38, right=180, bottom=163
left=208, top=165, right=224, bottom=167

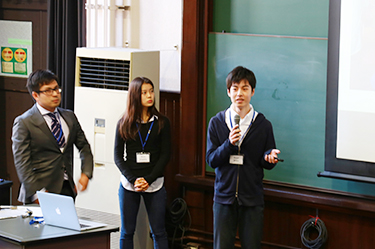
left=73, top=47, right=159, bottom=249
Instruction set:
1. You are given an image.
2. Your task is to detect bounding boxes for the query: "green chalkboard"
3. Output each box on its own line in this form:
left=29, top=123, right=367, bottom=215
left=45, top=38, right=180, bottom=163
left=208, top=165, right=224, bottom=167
left=212, top=0, right=329, bottom=37
left=206, top=33, right=375, bottom=196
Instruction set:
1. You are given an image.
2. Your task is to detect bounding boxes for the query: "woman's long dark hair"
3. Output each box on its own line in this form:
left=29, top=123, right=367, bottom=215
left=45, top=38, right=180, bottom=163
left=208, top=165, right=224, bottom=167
left=119, top=77, right=164, bottom=140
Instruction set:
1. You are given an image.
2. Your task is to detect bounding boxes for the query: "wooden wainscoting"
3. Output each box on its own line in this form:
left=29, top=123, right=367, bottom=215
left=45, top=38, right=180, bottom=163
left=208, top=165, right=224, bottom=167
left=159, top=91, right=181, bottom=204
left=176, top=175, right=375, bottom=249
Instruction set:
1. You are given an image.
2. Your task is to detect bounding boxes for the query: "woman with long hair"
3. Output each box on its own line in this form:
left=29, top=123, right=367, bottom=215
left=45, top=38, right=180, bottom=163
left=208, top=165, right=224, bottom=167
left=114, top=77, right=171, bottom=249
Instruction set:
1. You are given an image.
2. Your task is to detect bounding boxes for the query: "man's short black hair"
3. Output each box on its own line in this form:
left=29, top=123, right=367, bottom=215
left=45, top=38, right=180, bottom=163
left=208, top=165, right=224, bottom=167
left=26, top=69, right=59, bottom=96
left=226, top=66, right=256, bottom=90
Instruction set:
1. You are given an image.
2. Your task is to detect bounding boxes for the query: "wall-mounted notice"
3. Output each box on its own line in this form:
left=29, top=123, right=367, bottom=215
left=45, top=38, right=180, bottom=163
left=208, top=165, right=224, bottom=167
left=1, top=47, right=28, bottom=75
left=0, top=20, right=32, bottom=78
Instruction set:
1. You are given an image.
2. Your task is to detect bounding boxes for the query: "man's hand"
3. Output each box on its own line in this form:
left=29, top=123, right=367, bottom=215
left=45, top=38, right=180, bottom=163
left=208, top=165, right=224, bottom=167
left=229, top=124, right=241, bottom=145
left=264, top=149, right=281, bottom=164
left=78, top=173, right=89, bottom=192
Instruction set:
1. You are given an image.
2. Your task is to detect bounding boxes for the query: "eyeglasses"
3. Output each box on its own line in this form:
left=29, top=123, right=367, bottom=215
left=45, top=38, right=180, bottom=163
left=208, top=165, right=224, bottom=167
left=38, top=87, right=62, bottom=96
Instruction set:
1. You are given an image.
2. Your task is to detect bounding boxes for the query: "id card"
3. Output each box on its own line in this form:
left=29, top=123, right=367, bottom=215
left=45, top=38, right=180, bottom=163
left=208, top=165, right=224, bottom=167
left=229, top=154, right=244, bottom=165
left=136, top=152, right=150, bottom=163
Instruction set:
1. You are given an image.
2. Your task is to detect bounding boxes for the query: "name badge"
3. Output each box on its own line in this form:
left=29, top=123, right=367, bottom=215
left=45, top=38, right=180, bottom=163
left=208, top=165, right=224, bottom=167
left=229, top=155, right=244, bottom=165
left=136, top=152, right=150, bottom=163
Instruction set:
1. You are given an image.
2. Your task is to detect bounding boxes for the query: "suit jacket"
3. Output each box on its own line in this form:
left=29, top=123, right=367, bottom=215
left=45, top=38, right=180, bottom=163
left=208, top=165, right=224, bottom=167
left=12, top=104, right=93, bottom=203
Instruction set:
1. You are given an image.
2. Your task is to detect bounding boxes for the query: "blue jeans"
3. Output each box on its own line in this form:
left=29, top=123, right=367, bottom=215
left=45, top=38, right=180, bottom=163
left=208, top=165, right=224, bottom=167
left=118, top=184, right=168, bottom=249
left=213, top=201, right=264, bottom=249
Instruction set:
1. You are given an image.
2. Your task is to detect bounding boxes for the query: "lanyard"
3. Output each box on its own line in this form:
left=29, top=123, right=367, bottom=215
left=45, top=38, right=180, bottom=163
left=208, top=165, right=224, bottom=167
left=229, top=109, right=256, bottom=146
left=136, top=120, right=154, bottom=151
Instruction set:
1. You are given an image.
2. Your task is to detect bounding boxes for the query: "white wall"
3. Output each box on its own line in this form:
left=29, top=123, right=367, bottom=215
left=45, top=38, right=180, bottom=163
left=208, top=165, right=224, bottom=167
left=129, top=0, right=182, bottom=92
left=86, top=0, right=183, bottom=92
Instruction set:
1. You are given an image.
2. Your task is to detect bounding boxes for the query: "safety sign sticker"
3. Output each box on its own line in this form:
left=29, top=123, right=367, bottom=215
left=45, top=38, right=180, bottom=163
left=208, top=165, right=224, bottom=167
left=1, top=47, right=27, bottom=75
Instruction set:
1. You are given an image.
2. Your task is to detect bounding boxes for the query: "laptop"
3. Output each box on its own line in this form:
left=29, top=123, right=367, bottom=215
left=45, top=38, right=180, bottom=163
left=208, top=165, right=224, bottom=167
left=37, top=191, right=106, bottom=231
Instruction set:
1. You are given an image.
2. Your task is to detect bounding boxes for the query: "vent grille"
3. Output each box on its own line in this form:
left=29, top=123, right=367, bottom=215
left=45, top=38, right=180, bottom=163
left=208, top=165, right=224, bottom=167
left=78, top=57, right=130, bottom=90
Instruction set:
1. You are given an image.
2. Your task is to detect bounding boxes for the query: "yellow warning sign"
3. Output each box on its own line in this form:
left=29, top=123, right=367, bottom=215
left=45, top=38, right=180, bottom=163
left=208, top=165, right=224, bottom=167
left=14, top=48, right=27, bottom=63
left=1, top=47, right=13, bottom=62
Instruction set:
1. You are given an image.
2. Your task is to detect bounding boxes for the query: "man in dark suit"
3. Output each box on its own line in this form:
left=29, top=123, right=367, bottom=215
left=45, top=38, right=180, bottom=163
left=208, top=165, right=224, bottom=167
left=12, top=69, right=93, bottom=204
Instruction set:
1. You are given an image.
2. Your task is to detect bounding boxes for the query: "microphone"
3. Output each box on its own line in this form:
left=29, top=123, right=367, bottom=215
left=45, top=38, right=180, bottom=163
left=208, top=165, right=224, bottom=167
left=234, top=114, right=240, bottom=145
left=234, top=114, right=240, bottom=129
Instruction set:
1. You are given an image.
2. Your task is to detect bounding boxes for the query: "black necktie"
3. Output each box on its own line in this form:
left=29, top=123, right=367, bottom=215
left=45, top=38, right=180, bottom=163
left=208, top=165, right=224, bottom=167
left=47, top=113, right=66, bottom=148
